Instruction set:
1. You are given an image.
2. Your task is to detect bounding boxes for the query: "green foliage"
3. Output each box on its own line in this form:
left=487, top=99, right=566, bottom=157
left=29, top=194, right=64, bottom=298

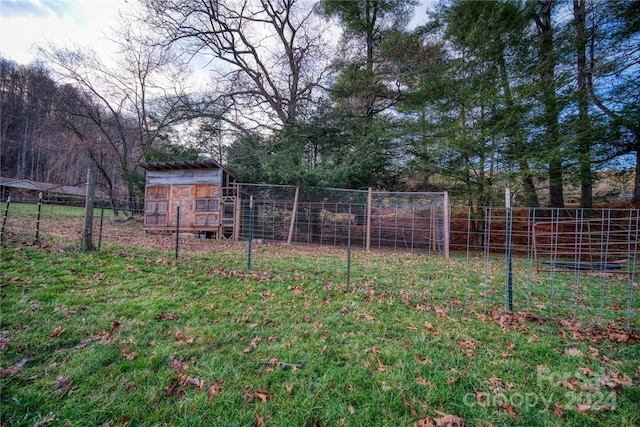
left=320, top=0, right=417, bottom=37
left=226, top=117, right=400, bottom=190
left=144, top=143, right=200, bottom=163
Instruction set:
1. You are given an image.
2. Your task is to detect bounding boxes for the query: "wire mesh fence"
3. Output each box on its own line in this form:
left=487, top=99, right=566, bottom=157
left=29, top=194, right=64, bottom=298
left=238, top=184, right=448, bottom=253
left=1, top=196, right=638, bottom=330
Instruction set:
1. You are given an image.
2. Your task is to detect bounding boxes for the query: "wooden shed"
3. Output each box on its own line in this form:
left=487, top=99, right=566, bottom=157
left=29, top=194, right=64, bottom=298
left=140, top=160, right=238, bottom=238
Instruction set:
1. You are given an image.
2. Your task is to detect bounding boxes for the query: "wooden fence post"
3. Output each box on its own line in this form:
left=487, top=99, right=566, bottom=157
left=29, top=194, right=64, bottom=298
left=234, top=184, right=242, bottom=241
left=287, top=186, right=300, bottom=245
left=82, top=167, right=96, bottom=252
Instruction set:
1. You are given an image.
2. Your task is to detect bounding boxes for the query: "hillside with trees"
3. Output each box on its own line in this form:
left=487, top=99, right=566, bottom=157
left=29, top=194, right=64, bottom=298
left=1, top=0, right=638, bottom=207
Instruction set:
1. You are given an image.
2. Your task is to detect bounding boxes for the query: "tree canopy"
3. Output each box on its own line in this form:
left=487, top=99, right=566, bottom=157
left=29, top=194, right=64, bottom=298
left=1, top=0, right=638, bottom=207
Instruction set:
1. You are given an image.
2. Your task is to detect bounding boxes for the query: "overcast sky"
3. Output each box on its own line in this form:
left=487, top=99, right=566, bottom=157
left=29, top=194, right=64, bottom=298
left=1, top=0, right=432, bottom=66
left=1, top=0, right=127, bottom=64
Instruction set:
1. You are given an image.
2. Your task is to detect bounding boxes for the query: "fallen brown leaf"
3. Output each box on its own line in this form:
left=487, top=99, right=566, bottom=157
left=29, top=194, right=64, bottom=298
left=174, top=331, right=194, bottom=344
left=415, top=416, right=436, bottom=427
left=170, top=357, right=188, bottom=374
left=577, top=403, right=591, bottom=413
left=416, top=377, right=436, bottom=388
left=255, top=390, right=269, bottom=403
left=54, top=376, right=71, bottom=390
left=553, top=402, right=564, bottom=418
left=415, top=355, right=432, bottom=365
left=0, top=356, right=32, bottom=378
left=433, top=410, right=464, bottom=426
left=500, top=403, right=521, bottom=420
left=424, top=322, right=439, bottom=335
left=120, top=347, right=137, bottom=360
left=209, top=381, right=223, bottom=398
left=50, top=326, right=65, bottom=338
left=242, top=387, right=254, bottom=403
left=578, top=367, right=594, bottom=377
left=402, top=394, right=418, bottom=417
left=565, top=348, right=583, bottom=357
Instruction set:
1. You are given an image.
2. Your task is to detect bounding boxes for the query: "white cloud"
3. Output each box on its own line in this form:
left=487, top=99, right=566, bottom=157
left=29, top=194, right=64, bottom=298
left=0, top=0, right=126, bottom=64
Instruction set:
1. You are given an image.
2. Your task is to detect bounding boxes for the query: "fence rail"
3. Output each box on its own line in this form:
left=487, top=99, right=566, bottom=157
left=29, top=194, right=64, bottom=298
left=1, top=197, right=638, bottom=330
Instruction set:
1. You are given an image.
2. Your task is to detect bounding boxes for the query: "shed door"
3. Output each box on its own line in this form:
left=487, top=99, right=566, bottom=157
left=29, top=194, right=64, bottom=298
left=145, top=185, right=168, bottom=226
left=171, top=185, right=192, bottom=228
left=193, top=184, right=220, bottom=227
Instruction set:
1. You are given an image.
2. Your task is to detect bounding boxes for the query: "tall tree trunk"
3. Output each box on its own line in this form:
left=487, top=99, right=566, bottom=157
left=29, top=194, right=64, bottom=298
left=496, top=47, right=540, bottom=207
left=633, top=145, right=640, bottom=207
left=574, top=0, right=593, bottom=209
left=536, top=0, right=565, bottom=209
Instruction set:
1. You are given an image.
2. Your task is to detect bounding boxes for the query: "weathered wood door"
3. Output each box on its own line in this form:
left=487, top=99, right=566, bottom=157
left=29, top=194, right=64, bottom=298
left=193, top=184, right=220, bottom=227
left=171, top=185, right=193, bottom=228
left=144, top=185, right=169, bottom=226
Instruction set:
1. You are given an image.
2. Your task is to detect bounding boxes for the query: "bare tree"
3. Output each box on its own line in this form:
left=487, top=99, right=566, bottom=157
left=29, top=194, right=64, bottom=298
left=141, top=0, right=334, bottom=133
left=39, top=20, right=193, bottom=206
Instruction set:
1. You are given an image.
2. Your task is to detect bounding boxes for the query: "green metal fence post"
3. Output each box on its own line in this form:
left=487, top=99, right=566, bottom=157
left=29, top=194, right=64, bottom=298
left=1, top=196, right=10, bottom=241
left=34, top=192, right=43, bottom=244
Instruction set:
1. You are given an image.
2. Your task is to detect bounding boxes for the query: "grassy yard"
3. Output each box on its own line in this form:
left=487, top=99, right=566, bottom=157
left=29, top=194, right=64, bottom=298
left=1, top=242, right=639, bottom=426
left=1, top=201, right=114, bottom=218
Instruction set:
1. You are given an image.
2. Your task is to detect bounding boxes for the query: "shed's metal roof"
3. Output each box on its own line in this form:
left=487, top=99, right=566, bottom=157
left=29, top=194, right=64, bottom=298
left=140, top=160, right=224, bottom=171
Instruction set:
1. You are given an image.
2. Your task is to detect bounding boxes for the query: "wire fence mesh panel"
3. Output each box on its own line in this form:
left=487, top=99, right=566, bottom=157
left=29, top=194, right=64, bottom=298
left=2, top=194, right=638, bottom=330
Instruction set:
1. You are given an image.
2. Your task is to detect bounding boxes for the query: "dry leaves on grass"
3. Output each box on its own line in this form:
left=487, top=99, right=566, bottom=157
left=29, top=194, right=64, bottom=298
left=456, top=338, right=479, bottom=356
left=120, top=347, right=138, bottom=360
left=255, top=390, right=269, bottom=403
left=174, top=331, right=194, bottom=344
left=415, top=355, right=432, bottom=365
left=0, top=356, right=32, bottom=378
left=208, top=381, right=224, bottom=398
left=355, top=312, right=376, bottom=322
left=76, top=331, right=112, bottom=348
left=157, top=312, right=179, bottom=320
left=416, top=377, right=436, bottom=388
left=424, top=322, right=439, bottom=335
left=564, top=348, right=583, bottom=357
left=50, top=326, right=65, bottom=338
left=415, top=411, right=464, bottom=427
left=599, top=370, right=633, bottom=390
left=498, top=403, right=521, bottom=420
left=553, top=402, right=564, bottom=418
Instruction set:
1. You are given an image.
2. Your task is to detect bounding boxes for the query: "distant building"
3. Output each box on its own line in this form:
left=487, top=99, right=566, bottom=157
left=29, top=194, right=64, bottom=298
left=0, top=176, right=94, bottom=200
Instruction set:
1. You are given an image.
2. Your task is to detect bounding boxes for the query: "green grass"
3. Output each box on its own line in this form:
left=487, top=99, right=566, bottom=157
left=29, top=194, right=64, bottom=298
left=1, top=243, right=639, bottom=426
left=1, top=201, right=114, bottom=218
